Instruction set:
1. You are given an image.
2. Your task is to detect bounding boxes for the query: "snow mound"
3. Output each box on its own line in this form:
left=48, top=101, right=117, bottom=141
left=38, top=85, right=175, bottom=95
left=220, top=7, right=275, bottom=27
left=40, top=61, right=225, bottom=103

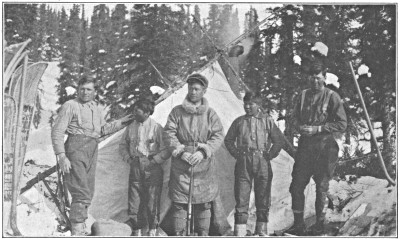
left=327, top=176, right=396, bottom=223
left=17, top=187, right=58, bottom=236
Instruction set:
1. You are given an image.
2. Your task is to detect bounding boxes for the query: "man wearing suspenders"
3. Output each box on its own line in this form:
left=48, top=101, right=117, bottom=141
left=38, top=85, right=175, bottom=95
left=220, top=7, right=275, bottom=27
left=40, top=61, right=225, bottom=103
left=286, top=55, right=347, bottom=235
left=51, top=76, right=134, bottom=235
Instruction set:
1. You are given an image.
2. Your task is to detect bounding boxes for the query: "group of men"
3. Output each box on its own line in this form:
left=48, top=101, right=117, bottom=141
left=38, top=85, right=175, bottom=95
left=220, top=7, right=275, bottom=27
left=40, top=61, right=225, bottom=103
left=51, top=42, right=347, bottom=236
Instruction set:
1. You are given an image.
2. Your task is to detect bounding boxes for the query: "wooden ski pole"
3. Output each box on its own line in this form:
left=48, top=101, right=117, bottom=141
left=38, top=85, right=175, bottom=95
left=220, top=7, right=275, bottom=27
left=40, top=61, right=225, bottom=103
left=9, top=53, right=29, bottom=236
left=348, top=62, right=395, bottom=186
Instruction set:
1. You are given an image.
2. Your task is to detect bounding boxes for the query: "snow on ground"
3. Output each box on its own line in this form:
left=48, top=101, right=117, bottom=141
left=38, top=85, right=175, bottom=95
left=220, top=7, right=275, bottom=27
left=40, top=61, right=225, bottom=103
left=326, top=176, right=396, bottom=236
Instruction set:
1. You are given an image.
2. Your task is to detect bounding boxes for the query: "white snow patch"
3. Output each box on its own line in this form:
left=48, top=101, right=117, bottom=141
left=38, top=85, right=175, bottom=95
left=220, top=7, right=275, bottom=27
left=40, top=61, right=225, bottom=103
left=150, top=86, right=165, bottom=95
left=357, top=64, right=369, bottom=75
left=200, top=56, right=208, bottom=61
left=65, top=86, right=76, bottom=96
left=293, top=55, right=302, bottom=65
left=325, top=73, right=340, bottom=88
left=106, top=81, right=116, bottom=88
left=311, top=42, right=328, bottom=56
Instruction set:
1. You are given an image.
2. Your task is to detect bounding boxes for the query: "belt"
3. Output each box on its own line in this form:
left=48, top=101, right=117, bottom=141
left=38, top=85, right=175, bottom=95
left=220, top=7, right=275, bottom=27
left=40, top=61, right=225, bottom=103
left=68, top=133, right=99, bottom=141
left=185, top=142, right=199, bottom=147
left=238, top=146, right=265, bottom=153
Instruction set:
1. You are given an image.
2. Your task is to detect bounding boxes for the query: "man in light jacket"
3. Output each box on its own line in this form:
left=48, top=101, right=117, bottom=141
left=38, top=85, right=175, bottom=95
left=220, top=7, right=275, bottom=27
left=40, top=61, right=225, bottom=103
left=51, top=76, right=133, bottom=235
left=163, top=73, right=224, bottom=236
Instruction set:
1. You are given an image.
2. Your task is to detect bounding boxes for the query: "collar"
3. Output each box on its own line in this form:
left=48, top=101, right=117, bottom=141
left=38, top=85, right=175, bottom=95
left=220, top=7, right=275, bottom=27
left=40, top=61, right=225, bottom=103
left=310, top=86, right=326, bottom=94
left=75, top=98, right=96, bottom=107
left=182, top=96, right=209, bottom=115
left=244, top=111, right=264, bottom=119
left=135, top=117, right=151, bottom=126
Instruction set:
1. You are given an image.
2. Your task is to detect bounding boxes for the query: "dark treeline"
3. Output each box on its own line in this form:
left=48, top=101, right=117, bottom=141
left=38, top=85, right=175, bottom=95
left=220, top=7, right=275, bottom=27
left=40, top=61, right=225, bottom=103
left=4, top=4, right=396, bottom=178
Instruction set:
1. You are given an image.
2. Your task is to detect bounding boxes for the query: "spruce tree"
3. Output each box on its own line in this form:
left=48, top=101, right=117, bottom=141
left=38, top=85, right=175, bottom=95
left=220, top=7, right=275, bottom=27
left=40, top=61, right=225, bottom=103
left=57, top=4, right=82, bottom=104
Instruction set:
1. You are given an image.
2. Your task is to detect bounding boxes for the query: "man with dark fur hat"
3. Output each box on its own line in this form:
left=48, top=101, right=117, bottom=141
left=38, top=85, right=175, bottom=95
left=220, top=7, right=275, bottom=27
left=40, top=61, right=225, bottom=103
left=286, top=42, right=347, bottom=235
left=224, top=91, right=286, bottom=236
left=163, top=73, right=225, bottom=236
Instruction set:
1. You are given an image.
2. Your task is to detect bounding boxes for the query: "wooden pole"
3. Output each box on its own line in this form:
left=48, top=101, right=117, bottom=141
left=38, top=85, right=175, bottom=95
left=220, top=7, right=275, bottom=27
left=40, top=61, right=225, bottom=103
left=192, top=15, right=250, bottom=92
left=348, top=62, right=395, bottom=186
left=148, top=60, right=172, bottom=87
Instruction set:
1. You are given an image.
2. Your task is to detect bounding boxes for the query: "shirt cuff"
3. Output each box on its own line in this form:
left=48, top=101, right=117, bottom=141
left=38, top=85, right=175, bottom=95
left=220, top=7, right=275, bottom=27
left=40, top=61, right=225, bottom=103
left=122, top=154, right=131, bottom=162
left=115, top=120, right=123, bottom=130
left=53, top=144, right=65, bottom=155
left=152, top=154, right=164, bottom=164
left=172, top=145, right=185, bottom=158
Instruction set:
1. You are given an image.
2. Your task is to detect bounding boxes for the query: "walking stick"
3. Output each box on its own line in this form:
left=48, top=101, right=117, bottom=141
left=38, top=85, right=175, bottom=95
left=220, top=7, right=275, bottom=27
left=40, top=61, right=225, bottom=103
left=348, top=62, right=395, bottom=186
left=187, top=135, right=197, bottom=236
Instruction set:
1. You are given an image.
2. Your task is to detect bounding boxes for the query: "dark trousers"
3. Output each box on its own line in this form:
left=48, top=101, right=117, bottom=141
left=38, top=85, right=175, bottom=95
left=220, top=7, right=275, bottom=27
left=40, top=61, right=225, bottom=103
left=128, top=158, right=163, bottom=230
left=289, top=134, right=339, bottom=220
left=234, top=151, right=273, bottom=224
left=65, top=135, right=98, bottom=223
left=171, top=202, right=212, bottom=236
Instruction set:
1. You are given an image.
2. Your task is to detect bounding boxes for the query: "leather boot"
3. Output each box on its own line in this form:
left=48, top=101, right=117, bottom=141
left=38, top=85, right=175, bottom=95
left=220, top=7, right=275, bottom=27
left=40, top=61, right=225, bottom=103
left=148, top=229, right=157, bottom=236
left=71, top=222, right=88, bottom=236
left=285, top=212, right=306, bottom=236
left=306, top=219, right=324, bottom=236
left=234, top=224, right=247, bottom=237
left=254, top=222, right=268, bottom=236
left=132, top=229, right=142, bottom=236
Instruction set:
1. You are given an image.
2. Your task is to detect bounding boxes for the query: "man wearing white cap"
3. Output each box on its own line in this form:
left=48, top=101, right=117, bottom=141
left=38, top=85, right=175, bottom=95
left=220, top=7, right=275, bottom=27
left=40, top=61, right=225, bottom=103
left=286, top=42, right=347, bottom=235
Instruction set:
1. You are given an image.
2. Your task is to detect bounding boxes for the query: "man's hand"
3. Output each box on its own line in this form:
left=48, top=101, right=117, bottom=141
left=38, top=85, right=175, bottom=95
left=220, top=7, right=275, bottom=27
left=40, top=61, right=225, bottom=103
left=120, top=114, right=135, bottom=125
left=181, top=152, right=192, bottom=164
left=301, top=125, right=319, bottom=136
left=57, top=153, right=71, bottom=174
left=144, top=159, right=157, bottom=171
left=187, top=151, right=204, bottom=166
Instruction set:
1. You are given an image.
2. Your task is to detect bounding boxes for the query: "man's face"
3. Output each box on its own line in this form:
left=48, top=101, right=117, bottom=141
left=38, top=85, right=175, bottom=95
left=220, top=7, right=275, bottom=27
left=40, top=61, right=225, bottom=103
left=133, top=106, right=149, bottom=123
left=243, top=101, right=260, bottom=116
left=188, top=82, right=206, bottom=103
left=308, top=72, right=326, bottom=91
left=77, top=82, right=96, bottom=103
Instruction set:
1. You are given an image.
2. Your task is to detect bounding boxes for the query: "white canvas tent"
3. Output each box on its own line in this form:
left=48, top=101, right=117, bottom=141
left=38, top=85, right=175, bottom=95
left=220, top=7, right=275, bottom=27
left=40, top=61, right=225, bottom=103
left=89, top=61, right=316, bottom=233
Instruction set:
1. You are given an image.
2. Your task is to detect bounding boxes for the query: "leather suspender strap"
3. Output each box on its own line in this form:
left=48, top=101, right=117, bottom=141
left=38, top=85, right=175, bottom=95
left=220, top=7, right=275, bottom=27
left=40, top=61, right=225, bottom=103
left=300, top=89, right=308, bottom=119
left=322, top=90, right=334, bottom=113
